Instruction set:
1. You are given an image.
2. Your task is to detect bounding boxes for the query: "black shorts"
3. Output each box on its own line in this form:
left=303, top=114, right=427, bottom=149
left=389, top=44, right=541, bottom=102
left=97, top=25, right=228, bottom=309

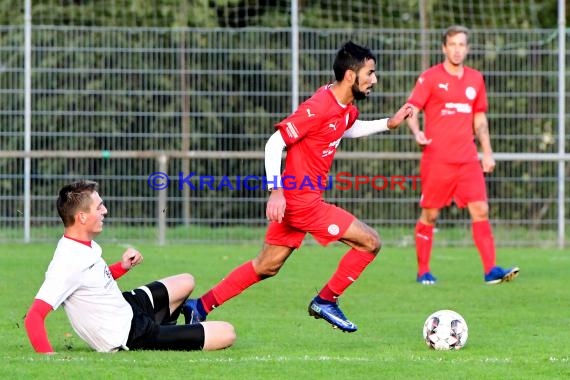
left=122, top=281, right=205, bottom=351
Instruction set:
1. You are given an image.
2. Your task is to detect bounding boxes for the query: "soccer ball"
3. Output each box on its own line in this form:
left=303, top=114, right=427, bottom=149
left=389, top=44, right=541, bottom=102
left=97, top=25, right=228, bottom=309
left=422, top=309, right=468, bottom=350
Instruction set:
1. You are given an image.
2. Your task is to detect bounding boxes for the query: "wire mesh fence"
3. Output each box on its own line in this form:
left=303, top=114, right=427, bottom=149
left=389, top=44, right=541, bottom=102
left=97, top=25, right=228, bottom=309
left=0, top=1, right=567, bottom=246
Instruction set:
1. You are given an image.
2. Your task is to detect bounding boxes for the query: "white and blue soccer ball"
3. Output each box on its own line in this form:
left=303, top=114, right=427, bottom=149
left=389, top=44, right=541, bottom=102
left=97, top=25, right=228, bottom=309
left=423, top=309, right=468, bottom=350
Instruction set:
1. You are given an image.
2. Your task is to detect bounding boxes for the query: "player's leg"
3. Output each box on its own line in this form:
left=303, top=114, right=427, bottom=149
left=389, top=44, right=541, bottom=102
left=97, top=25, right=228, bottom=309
left=124, top=280, right=187, bottom=326
left=459, top=163, right=519, bottom=283
left=157, top=273, right=195, bottom=315
left=466, top=199, right=496, bottom=273
left=182, top=222, right=303, bottom=324
left=304, top=205, right=375, bottom=332
left=144, top=321, right=236, bottom=351
left=125, top=282, right=231, bottom=351
left=416, top=207, right=439, bottom=284
left=416, top=160, right=456, bottom=284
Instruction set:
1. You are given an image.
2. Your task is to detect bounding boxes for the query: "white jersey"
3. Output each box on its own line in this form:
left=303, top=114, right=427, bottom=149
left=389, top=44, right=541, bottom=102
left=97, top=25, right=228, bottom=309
left=35, top=236, right=133, bottom=352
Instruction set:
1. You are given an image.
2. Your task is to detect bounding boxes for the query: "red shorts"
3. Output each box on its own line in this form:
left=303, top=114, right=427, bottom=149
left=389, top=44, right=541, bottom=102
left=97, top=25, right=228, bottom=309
left=265, top=200, right=356, bottom=248
left=419, top=160, right=487, bottom=209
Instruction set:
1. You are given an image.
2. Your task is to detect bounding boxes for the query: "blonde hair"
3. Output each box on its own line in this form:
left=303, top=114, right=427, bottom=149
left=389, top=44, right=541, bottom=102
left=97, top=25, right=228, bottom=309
left=442, top=25, right=470, bottom=45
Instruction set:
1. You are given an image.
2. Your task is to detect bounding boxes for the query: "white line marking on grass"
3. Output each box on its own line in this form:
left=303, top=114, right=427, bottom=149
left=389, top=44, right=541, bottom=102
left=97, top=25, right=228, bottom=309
left=16, top=355, right=569, bottom=365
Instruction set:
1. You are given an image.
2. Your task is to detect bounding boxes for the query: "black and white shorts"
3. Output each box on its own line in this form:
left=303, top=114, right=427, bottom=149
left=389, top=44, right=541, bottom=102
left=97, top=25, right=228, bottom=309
left=122, top=281, right=205, bottom=351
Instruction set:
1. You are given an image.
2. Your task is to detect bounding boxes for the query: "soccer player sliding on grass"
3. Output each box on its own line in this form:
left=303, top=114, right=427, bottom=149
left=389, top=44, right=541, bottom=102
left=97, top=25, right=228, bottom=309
left=24, top=180, right=235, bottom=353
left=406, top=25, right=519, bottom=285
left=183, top=41, right=413, bottom=332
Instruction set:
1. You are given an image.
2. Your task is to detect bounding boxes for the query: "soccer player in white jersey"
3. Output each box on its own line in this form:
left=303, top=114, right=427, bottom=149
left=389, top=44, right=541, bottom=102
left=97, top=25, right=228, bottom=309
left=24, top=180, right=236, bottom=353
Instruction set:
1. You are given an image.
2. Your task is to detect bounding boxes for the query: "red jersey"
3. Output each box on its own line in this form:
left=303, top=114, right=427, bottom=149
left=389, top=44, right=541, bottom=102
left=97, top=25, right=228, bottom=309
left=407, top=63, right=488, bottom=163
left=275, top=85, right=359, bottom=208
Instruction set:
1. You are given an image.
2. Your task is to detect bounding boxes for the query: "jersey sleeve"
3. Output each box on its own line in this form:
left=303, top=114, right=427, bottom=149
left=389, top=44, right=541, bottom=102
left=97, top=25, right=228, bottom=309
left=472, top=73, right=488, bottom=113
left=35, top=264, right=81, bottom=310
left=275, top=97, right=323, bottom=146
left=407, top=72, right=432, bottom=110
left=24, top=299, right=54, bottom=353
left=109, top=261, right=129, bottom=279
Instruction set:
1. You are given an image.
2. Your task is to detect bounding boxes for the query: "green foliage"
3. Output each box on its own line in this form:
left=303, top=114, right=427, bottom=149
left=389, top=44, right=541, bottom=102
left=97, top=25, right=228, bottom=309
left=3, top=243, right=570, bottom=378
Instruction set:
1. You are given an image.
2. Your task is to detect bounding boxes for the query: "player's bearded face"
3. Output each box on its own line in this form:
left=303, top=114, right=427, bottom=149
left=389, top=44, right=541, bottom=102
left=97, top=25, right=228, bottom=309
left=351, top=77, right=367, bottom=100
left=351, top=60, right=376, bottom=101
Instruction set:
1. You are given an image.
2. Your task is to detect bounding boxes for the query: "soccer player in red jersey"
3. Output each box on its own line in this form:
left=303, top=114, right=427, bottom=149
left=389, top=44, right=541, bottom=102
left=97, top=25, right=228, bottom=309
left=406, top=25, right=519, bottom=285
left=182, top=41, right=413, bottom=332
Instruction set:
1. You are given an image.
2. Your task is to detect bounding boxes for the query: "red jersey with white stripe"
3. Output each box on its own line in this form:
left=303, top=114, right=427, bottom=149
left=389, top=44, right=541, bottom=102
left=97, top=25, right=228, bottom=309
left=276, top=85, right=359, bottom=208
left=407, top=63, right=487, bottom=163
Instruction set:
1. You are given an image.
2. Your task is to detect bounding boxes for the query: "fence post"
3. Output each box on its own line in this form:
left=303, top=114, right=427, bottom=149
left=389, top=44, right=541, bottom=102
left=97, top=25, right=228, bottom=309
left=557, top=0, right=566, bottom=248
left=157, top=154, right=168, bottom=246
left=23, top=0, right=32, bottom=243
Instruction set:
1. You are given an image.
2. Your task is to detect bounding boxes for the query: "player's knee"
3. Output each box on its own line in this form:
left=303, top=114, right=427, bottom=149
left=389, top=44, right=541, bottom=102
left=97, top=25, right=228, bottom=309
left=179, top=273, right=195, bottom=294
left=366, top=229, right=381, bottom=254
left=217, top=321, right=236, bottom=348
left=202, top=321, right=236, bottom=350
left=257, top=264, right=281, bottom=278
left=253, top=258, right=283, bottom=278
left=470, top=202, right=489, bottom=219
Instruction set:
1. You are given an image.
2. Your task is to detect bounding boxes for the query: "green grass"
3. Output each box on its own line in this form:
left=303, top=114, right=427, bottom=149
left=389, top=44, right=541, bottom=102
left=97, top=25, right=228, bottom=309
left=1, top=224, right=567, bottom=248
left=2, top=242, right=570, bottom=379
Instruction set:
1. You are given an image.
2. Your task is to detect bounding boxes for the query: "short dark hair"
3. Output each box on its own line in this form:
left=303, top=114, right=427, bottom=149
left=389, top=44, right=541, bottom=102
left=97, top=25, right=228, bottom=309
left=57, top=180, right=99, bottom=227
left=333, top=41, right=376, bottom=81
left=442, top=25, right=470, bottom=45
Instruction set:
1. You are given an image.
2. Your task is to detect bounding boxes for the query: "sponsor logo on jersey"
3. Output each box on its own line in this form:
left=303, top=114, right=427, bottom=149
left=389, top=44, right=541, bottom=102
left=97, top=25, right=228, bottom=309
left=442, top=102, right=472, bottom=115
left=438, top=82, right=449, bottom=91
left=321, top=137, right=342, bottom=157
left=306, top=108, right=316, bottom=117
left=416, top=233, right=430, bottom=241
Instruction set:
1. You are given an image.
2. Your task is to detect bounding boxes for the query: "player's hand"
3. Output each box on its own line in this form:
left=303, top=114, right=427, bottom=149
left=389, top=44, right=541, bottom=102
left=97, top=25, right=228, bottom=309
left=121, top=247, right=143, bottom=270
left=387, top=104, right=414, bottom=129
left=414, top=131, right=432, bottom=146
left=266, top=188, right=286, bottom=223
left=481, top=153, right=495, bottom=173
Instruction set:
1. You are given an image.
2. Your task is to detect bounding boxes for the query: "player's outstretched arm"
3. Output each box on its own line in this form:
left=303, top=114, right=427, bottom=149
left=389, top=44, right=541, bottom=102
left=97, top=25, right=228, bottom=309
left=24, top=299, right=55, bottom=354
left=387, top=103, right=414, bottom=129
left=343, top=104, right=413, bottom=139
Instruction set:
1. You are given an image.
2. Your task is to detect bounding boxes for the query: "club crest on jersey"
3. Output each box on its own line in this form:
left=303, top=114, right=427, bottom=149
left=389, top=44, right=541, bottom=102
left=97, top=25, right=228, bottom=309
left=465, top=86, right=476, bottom=100
left=327, top=224, right=340, bottom=236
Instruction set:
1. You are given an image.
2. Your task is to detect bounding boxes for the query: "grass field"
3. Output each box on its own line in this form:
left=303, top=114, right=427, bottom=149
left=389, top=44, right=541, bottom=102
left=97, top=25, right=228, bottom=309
left=2, top=242, right=570, bottom=379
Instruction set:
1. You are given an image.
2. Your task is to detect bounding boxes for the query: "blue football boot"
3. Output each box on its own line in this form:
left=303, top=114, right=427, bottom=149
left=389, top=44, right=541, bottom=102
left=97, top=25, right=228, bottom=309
left=417, top=272, right=437, bottom=285
left=181, top=298, right=206, bottom=324
left=485, top=266, right=520, bottom=284
left=308, top=297, right=358, bottom=333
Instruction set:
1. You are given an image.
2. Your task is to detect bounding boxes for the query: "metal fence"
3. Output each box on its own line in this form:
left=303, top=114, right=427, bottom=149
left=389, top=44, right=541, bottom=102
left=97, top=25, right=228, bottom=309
left=0, top=25, right=568, bottom=247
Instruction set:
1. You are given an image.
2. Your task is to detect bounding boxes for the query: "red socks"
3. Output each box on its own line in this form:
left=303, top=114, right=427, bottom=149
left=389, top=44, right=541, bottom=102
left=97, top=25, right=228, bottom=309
left=200, top=261, right=262, bottom=313
left=415, top=221, right=434, bottom=275
left=318, top=248, right=376, bottom=302
left=472, top=220, right=496, bottom=273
